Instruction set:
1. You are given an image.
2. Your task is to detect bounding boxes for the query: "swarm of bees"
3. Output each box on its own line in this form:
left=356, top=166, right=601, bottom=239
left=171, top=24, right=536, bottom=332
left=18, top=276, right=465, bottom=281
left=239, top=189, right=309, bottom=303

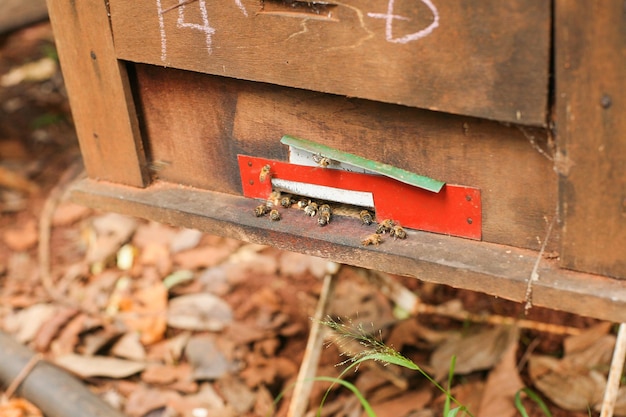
left=252, top=162, right=408, bottom=244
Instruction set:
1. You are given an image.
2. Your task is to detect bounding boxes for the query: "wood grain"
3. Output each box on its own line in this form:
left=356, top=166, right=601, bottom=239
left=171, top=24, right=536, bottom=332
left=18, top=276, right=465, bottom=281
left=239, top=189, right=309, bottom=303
left=110, top=0, right=550, bottom=126
left=133, top=64, right=557, bottom=252
left=46, top=0, right=148, bottom=186
left=70, top=178, right=626, bottom=323
left=555, top=0, right=626, bottom=279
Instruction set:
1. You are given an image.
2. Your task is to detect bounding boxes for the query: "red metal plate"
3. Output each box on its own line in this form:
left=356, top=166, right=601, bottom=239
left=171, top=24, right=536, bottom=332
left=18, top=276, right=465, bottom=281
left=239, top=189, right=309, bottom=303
left=238, top=155, right=482, bottom=240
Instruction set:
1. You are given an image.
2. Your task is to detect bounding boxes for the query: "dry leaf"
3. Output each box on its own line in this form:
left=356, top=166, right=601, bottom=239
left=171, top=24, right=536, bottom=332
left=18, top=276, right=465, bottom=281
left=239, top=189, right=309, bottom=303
left=172, top=245, right=233, bottom=270
left=3, top=303, right=57, bottom=343
left=430, top=325, right=518, bottom=380
left=366, top=388, right=433, bottom=417
left=124, top=385, right=182, bottom=417
left=2, top=217, right=38, bottom=251
left=170, top=228, right=203, bottom=253
left=86, top=213, right=138, bottom=266
left=167, top=293, right=233, bottom=331
left=478, top=327, right=523, bottom=417
left=217, top=375, right=257, bottom=414
left=186, top=335, right=233, bottom=380
left=111, top=331, right=147, bottom=361
left=119, top=282, right=168, bottom=345
left=32, top=307, right=79, bottom=352
left=528, top=325, right=616, bottom=412
left=0, top=397, right=43, bottom=417
left=51, top=202, right=91, bottom=226
left=1, top=57, right=57, bottom=86
left=55, top=353, right=146, bottom=378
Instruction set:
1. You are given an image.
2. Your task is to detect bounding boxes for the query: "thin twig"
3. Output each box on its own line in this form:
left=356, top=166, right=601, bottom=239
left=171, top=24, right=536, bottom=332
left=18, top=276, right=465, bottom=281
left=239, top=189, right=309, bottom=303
left=600, top=323, right=626, bottom=417
left=287, top=262, right=340, bottom=417
left=524, top=209, right=557, bottom=314
left=38, top=158, right=84, bottom=301
left=3, top=354, right=43, bottom=401
left=362, top=269, right=582, bottom=336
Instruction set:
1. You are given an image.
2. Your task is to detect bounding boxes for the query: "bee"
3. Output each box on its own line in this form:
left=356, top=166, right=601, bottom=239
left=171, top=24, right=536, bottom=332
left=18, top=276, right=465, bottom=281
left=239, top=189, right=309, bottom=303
left=254, top=204, right=271, bottom=217
left=267, top=191, right=281, bottom=207
left=280, top=195, right=294, bottom=208
left=312, top=153, right=332, bottom=168
left=361, top=233, right=383, bottom=246
left=269, top=209, right=281, bottom=221
left=297, top=199, right=309, bottom=209
left=376, top=219, right=395, bottom=234
left=391, top=225, right=407, bottom=239
left=304, top=201, right=318, bottom=217
left=259, top=164, right=271, bottom=182
left=317, top=205, right=331, bottom=226
left=359, top=210, right=373, bottom=225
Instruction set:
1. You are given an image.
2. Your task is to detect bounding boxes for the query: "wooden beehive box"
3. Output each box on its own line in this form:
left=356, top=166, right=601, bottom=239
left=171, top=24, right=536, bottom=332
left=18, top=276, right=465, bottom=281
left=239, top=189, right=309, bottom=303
left=46, top=0, right=626, bottom=321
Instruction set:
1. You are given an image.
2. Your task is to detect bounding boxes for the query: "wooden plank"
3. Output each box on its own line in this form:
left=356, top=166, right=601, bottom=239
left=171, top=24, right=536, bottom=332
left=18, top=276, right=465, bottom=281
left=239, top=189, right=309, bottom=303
left=46, top=0, right=148, bottom=186
left=555, top=1, right=626, bottom=279
left=110, top=0, right=550, bottom=125
left=70, top=178, right=626, bottom=323
left=134, top=64, right=558, bottom=252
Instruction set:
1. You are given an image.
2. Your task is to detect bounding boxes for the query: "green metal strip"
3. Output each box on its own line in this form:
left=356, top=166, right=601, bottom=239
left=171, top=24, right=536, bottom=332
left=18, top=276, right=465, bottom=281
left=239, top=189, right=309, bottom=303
left=281, top=135, right=445, bottom=193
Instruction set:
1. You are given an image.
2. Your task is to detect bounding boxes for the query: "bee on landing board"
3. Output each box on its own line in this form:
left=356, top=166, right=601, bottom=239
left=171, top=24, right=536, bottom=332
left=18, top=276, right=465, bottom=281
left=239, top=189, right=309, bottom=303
left=391, top=225, right=407, bottom=239
left=359, top=210, right=373, bottom=225
left=259, top=164, right=271, bottom=182
left=254, top=204, right=271, bottom=217
left=269, top=209, right=281, bottom=221
left=280, top=195, right=295, bottom=208
left=317, top=204, right=332, bottom=226
left=304, top=201, right=318, bottom=217
left=376, top=219, right=395, bottom=234
left=361, top=233, right=383, bottom=246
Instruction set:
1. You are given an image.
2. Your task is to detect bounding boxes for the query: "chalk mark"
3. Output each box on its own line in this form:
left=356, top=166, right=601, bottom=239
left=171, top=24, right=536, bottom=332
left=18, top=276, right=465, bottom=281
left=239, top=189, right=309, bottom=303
left=368, top=0, right=439, bottom=44
left=176, top=0, right=216, bottom=55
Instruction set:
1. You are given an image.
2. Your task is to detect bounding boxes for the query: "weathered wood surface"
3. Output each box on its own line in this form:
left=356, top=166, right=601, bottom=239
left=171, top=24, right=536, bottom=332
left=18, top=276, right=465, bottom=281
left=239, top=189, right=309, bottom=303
left=555, top=0, right=626, bottom=279
left=70, top=178, right=626, bottom=323
left=110, top=0, right=550, bottom=125
left=46, top=0, right=148, bottom=186
left=133, top=64, right=557, bottom=252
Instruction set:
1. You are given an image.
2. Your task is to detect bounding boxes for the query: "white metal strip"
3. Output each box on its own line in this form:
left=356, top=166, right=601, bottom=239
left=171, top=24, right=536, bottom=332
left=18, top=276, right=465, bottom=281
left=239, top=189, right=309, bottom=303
left=271, top=178, right=375, bottom=207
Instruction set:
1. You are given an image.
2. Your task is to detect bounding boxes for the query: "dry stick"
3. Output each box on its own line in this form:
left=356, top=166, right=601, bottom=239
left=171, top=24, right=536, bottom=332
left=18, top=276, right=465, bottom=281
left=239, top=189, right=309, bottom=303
left=364, top=269, right=582, bottom=336
left=599, top=323, right=626, bottom=417
left=2, top=353, right=42, bottom=401
left=524, top=209, right=557, bottom=315
left=287, top=262, right=340, bottom=417
left=38, top=159, right=84, bottom=301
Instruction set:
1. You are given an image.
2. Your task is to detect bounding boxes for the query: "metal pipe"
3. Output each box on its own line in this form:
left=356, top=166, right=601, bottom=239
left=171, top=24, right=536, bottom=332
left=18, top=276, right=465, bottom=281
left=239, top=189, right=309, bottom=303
left=0, top=330, right=127, bottom=417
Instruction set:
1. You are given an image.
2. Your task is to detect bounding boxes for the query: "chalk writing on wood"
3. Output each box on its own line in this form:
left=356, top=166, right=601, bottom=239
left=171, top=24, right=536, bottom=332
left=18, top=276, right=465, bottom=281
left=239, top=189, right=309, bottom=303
left=367, top=0, right=439, bottom=44
left=156, top=0, right=439, bottom=62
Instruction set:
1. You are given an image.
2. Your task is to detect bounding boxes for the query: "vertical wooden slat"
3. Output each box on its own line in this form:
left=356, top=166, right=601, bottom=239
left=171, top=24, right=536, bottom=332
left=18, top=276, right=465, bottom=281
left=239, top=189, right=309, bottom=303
left=46, top=0, right=148, bottom=186
left=555, top=0, right=626, bottom=278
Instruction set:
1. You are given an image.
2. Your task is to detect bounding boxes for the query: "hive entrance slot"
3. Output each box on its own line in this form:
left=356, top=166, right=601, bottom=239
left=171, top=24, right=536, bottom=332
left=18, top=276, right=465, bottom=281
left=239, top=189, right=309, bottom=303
left=260, top=0, right=337, bottom=20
